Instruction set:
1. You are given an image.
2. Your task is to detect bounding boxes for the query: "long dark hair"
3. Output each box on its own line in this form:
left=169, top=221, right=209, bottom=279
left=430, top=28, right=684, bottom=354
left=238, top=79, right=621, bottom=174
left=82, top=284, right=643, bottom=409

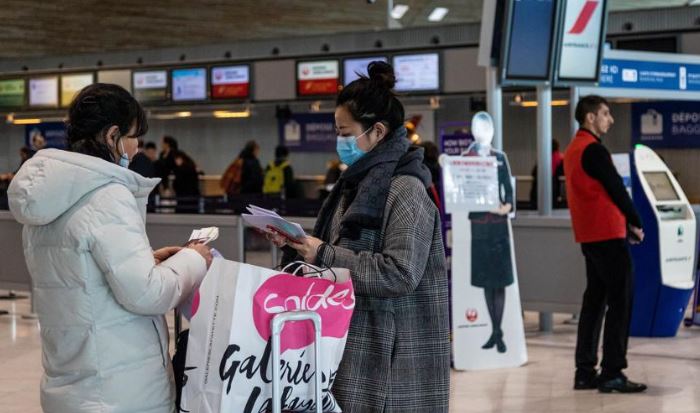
left=239, top=140, right=259, bottom=160
left=66, top=83, right=148, bottom=163
left=336, top=61, right=405, bottom=136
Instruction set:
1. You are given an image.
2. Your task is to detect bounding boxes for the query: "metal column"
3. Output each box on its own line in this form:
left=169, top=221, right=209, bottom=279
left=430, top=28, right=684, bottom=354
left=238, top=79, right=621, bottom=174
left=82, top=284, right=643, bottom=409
left=537, top=84, right=554, bottom=331
left=537, top=84, right=553, bottom=216
left=237, top=218, right=246, bottom=263
left=487, top=67, right=504, bottom=151
left=570, top=87, right=580, bottom=137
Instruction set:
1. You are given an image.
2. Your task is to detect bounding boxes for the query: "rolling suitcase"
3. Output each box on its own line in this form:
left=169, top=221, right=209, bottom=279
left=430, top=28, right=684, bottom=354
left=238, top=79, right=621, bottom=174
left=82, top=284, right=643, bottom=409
left=271, top=311, right=324, bottom=413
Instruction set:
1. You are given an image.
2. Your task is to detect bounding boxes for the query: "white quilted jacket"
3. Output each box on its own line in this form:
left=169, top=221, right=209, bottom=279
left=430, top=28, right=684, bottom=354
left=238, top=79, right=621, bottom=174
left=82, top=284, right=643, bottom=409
left=8, top=149, right=207, bottom=413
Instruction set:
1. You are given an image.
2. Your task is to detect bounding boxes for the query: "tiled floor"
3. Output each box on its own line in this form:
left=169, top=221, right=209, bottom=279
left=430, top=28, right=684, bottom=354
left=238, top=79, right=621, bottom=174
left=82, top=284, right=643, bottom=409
left=1, top=294, right=700, bottom=413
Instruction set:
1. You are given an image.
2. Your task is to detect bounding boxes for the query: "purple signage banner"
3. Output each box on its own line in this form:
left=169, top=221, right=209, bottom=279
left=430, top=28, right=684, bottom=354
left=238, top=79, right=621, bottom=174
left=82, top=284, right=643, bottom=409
left=438, top=131, right=474, bottom=278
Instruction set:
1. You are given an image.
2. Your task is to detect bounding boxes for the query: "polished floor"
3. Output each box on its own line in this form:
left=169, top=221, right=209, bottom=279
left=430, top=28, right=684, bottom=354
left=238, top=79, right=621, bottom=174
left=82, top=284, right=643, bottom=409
left=1, top=294, right=699, bottom=413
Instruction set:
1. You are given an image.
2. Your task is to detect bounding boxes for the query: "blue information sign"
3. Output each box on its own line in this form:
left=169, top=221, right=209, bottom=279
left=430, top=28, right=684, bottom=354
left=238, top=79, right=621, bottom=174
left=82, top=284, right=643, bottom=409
left=631, top=101, right=700, bottom=149
left=25, top=122, right=67, bottom=150
left=278, top=113, right=336, bottom=152
left=599, top=58, right=700, bottom=92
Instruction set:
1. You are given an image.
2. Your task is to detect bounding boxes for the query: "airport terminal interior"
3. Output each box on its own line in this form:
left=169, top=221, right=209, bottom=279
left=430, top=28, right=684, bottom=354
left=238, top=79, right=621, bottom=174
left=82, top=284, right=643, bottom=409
left=2, top=0, right=700, bottom=412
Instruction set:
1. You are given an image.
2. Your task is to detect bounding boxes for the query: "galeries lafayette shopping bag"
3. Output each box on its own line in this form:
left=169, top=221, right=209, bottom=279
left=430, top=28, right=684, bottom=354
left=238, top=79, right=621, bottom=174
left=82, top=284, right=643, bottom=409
left=181, top=259, right=355, bottom=413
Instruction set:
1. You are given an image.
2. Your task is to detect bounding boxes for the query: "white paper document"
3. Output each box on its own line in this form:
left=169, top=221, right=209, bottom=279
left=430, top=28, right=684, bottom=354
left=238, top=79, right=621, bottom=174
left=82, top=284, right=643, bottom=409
left=441, top=155, right=500, bottom=213
left=241, top=205, right=307, bottom=242
left=188, top=226, right=220, bottom=244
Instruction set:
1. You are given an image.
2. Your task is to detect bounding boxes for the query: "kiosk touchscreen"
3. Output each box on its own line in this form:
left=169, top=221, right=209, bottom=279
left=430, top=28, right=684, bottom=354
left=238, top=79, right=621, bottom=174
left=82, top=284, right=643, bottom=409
left=629, top=145, right=696, bottom=337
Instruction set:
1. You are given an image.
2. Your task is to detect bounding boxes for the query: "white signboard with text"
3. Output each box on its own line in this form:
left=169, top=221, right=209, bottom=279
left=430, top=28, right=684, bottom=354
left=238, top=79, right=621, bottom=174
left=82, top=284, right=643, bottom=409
left=441, top=155, right=499, bottom=214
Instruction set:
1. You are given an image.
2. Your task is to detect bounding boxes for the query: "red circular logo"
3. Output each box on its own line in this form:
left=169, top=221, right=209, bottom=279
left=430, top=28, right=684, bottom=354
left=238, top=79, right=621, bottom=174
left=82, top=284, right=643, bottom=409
left=466, top=308, right=478, bottom=322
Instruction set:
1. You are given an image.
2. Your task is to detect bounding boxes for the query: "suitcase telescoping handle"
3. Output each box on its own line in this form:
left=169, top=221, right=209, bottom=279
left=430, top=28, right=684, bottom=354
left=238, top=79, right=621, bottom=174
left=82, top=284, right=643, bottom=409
left=271, top=311, right=323, bottom=413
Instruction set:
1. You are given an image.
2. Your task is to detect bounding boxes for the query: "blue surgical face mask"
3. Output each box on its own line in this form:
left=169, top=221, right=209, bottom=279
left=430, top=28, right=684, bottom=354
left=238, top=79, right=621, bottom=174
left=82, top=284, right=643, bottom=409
left=337, top=126, right=372, bottom=166
left=118, top=139, right=130, bottom=168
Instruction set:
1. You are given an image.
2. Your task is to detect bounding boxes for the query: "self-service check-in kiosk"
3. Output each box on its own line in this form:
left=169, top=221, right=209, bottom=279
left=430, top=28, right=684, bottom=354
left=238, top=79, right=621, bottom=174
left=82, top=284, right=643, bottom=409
left=630, top=145, right=697, bottom=337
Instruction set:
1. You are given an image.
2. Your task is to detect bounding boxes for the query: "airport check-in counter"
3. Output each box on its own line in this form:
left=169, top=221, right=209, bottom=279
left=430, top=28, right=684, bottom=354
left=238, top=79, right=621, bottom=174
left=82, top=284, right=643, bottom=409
left=511, top=211, right=586, bottom=315
left=0, top=211, right=31, bottom=291
left=2, top=208, right=586, bottom=326
left=0, top=212, right=245, bottom=293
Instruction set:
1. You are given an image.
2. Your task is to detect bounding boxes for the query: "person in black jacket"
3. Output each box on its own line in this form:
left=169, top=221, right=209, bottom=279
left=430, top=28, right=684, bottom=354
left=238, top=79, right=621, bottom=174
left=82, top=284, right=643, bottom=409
left=239, top=140, right=264, bottom=195
left=156, top=135, right=178, bottom=191
left=419, top=141, right=441, bottom=191
left=129, top=139, right=156, bottom=178
left=173, top=151, right=200, bottom=197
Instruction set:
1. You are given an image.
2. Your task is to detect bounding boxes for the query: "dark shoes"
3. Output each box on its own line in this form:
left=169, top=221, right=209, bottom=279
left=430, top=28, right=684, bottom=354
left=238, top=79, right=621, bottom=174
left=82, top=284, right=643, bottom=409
left=598, top=375, right=648, bottom=393
left=481, top=335, right=497, bottom=350
left=482, top=333, right=507, bottom=353
left=496, top=338, right=507, bottom=353
left=574, top=369, right=599, bottom=390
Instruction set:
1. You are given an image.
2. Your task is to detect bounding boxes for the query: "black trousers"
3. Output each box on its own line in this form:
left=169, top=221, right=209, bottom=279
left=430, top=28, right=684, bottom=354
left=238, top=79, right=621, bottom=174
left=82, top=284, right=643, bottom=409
left=575, top=239, right=633, bottom=378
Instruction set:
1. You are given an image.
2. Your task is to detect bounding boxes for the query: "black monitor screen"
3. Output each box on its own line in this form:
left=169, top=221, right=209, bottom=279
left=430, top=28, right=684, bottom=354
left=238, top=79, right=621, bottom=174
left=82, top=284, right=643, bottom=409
left=504, top=0, right=558, bottom=81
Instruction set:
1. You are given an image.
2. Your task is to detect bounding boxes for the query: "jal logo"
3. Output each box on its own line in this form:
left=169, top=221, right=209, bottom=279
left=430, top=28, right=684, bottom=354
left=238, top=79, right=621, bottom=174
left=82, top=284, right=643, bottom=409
left=253, top=274, right=355, bottom=353
left=302, top=67, right=311, bottom=77
left=569, top=1, right=600, bottom=35
left=214, top=71, right=223, bottom=81
left=466, top=308, right=478, bottom=323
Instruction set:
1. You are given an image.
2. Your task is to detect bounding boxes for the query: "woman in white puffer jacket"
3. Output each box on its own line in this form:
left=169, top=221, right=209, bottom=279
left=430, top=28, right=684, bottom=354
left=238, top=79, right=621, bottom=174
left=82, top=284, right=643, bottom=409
left=8, top=83, right=211, bottom=413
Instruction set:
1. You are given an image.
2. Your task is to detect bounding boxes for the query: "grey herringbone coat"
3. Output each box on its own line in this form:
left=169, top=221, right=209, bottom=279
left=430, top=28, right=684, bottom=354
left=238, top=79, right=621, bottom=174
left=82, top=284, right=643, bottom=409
left=316, top=175, right=450, bottom=413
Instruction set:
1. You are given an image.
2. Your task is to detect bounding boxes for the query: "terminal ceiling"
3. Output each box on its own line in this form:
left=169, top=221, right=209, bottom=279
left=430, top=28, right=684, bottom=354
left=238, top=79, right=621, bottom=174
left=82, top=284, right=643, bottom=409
left=0, top=0, right=693, bottom=60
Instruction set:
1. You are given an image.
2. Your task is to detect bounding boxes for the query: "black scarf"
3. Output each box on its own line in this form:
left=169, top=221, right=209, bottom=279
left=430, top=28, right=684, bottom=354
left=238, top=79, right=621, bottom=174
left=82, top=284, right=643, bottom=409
left=314, top=126, right=432, bottom=241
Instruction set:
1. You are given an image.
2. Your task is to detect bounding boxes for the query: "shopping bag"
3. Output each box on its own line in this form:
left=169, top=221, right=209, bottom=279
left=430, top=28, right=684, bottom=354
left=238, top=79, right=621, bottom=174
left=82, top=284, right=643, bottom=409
left=181, top=259, right=354, bottom=413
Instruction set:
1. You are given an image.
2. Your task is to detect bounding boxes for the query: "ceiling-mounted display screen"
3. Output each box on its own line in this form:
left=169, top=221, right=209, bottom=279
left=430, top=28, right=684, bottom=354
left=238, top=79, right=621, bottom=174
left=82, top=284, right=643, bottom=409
left=0, top=79, right=25, bottom=107
left=29, top=77, right=59, bottom=107
left=97, top=70, right=132, bottom=93
left=133, top=70, right=168, bottom=103
left=297, top=60, right=340, bottom=96
left=211, top=65, right=250, bottom=99
left=502, top=0, right=559, bottom=83
left=172, top=68, right=207, bottom=101
left=393, top=53, right=440, bottom=92
left=556, top=0, right=607, bottom=83
left=644, top=172, right=680, bottom=202
left=343, top=56, right=388, bottom=85
left=61, top=73, right=94, bottom=107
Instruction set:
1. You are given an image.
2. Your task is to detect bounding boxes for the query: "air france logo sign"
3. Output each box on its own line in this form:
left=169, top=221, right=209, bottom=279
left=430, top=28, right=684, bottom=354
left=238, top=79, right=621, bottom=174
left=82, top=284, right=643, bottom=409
left=568, top=1, right=600, bottom=34
left=558, top=0, right=604, bottom=80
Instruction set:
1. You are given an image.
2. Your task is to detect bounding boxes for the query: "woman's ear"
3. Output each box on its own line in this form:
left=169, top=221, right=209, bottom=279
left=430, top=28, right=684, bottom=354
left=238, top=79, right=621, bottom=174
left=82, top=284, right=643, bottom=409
left=104, top=125, right=120, bottom=147
left=374, top=122, right=389, bottom=141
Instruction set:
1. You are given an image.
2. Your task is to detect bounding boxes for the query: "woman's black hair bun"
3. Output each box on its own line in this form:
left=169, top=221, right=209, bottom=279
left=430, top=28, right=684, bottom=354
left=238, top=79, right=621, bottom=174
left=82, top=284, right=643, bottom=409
left=367, top=61, right=396, bottom=90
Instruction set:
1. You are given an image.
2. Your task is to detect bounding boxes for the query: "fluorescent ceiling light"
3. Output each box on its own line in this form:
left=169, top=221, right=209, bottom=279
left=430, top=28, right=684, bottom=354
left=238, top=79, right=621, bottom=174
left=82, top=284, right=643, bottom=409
left=213, top=109, right=251, bottom=119
left=428, top=7, right=449, bottom=22
left=12, top=118, right=42, bottom=125
left=689, top=0, right=700, bottom=6
left=520, top=100, right=569, bottom=108
left=151, top=111, right=192, bottom=120
left=391, top=4, right=409, bottom=19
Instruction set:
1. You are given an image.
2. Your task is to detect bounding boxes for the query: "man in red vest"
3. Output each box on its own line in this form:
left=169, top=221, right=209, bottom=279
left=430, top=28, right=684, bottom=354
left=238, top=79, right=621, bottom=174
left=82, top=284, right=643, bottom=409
left=564, top=95, right=647, bottom=393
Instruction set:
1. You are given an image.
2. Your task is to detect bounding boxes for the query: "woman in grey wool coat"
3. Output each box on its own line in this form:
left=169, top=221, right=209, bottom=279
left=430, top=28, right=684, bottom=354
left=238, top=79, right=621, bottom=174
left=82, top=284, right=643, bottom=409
left=269, top=61, right=450, bottom=413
